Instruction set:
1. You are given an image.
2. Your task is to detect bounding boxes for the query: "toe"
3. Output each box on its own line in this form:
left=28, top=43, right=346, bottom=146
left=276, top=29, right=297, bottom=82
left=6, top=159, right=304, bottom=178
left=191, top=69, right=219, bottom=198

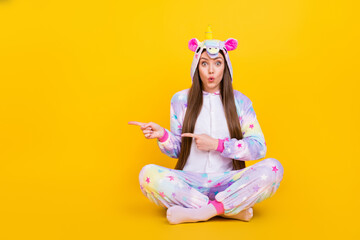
left=248, top=207, right=253, bottom=216
left=245, top=208, right=253, bottom=220
left=166, top=207, right=173, bottom=216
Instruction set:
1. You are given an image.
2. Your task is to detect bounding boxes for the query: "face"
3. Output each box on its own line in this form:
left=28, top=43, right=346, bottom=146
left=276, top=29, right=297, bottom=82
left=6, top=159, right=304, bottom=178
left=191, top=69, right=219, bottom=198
left=198, top=50, right=225, bottom=93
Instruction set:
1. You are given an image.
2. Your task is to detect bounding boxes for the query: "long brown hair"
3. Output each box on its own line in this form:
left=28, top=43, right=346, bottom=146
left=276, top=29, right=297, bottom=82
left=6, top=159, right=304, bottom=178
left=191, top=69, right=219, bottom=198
left=175, top=49, right=245, bottom=171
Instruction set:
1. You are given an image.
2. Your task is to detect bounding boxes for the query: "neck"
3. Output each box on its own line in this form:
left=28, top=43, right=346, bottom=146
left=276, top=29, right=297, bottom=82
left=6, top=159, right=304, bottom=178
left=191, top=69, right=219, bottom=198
left=203, top=86, right=220, bottom=93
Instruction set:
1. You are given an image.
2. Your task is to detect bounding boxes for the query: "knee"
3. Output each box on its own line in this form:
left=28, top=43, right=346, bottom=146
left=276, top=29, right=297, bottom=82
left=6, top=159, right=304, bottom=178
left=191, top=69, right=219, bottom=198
left=262, top=158, right=284, bottom=183
left=139, top=164, right=156, bottom=176
left=139, top=164, right=157, bottom=184
left=263, top=158, right=283, bottom=170
left=139, top=164, right=170, bottom=188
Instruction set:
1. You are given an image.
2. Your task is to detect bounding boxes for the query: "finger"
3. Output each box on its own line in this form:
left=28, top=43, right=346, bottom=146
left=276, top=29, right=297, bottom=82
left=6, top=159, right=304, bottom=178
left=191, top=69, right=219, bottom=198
left=143, top=122, right=153, bottom=128
left=141, top=126, right=153, bottom=130
left=142, top=122, right=154, bottom=130
left=128, top=121, right=145, bottom=126
left=145, top=133, right=154, bottom=139
left=143, top=129, right=152, bottom=134
left=181, top=133, right=197, bottom=138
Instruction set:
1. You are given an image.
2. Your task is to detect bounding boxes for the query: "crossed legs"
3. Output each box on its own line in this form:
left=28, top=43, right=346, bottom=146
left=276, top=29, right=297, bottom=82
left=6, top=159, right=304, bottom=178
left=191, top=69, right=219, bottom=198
left=139, top=158, right=284, bottom=224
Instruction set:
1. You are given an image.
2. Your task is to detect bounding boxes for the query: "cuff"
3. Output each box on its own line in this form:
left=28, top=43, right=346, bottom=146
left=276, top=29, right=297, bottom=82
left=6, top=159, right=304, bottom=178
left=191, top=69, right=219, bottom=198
left=158, top=128, right=169, bottom=142
left=216, top=139, right=225, bottom=153
left=208, top=200, right=225, bottom=215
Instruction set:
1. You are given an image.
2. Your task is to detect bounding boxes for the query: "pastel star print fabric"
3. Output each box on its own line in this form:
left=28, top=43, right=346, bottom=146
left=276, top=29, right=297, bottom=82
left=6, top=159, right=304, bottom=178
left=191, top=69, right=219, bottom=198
left=139, top=158, right=284, bottom=216
left=156, top=88, right=267, bottom=161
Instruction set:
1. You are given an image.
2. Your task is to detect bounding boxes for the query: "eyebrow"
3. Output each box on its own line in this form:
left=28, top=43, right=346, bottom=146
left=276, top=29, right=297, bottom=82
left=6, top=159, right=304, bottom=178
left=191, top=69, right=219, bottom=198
left=200, top=57, right=223, bottom=60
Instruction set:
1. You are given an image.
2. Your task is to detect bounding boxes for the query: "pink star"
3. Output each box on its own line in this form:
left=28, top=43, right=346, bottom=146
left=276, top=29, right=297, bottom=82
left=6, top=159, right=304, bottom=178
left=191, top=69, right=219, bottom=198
left=145, top=177, right=150, bottom=184
left=208, top=180, right=212, bottom=183
left=159, top=192, right=165, bottom=197
left=215, top=183, right=222, bottom=187
left=272, top=166, right=279, bottom=173
left=225, top=137, right=229, bottom=141
left=239, top=116, right=242, bottom=121
left=251, top=167, right=256, bottom=171
left=249, top=124, right=254, bottom=129
left=227, top=189, right=232, bottom=192
left=178, top=125, right=181, bottom=129
left=237, top=143, right=242, bottom=148
left=167, top=176, right=175, bottom=181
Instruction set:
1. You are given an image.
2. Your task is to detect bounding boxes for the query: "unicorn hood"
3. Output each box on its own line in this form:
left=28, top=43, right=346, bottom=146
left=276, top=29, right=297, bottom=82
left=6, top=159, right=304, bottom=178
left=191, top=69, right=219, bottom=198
left=188, top=26, right=238, bottom=82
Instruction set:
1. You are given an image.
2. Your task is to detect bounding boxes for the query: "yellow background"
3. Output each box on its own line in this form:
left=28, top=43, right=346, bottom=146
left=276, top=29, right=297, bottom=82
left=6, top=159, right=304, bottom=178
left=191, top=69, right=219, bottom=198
left=0, top=0, right=359, bottom=239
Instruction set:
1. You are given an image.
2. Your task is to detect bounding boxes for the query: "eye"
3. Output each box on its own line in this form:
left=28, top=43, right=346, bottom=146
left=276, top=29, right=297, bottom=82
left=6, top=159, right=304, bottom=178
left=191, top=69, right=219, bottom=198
left=216, top=61, right=222, bottom=65
left=201, top=62, right=207, bottom=66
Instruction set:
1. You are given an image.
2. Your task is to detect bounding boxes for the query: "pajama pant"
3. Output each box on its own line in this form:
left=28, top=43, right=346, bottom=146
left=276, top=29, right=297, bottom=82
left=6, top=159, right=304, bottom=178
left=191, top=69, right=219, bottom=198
left=139, top=158, right=284, bottom=216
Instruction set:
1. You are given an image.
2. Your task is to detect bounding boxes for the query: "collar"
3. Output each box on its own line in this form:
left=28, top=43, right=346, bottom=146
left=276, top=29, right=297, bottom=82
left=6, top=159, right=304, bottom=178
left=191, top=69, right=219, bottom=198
left=202, top=90, right=221, bottom=96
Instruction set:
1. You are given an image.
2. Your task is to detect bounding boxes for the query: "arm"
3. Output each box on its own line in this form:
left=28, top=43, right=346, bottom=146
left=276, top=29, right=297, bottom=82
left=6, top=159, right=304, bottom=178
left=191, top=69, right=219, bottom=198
left=217, top=97, right=267, bottom=160
left=156, top=94, right=183, bottom=158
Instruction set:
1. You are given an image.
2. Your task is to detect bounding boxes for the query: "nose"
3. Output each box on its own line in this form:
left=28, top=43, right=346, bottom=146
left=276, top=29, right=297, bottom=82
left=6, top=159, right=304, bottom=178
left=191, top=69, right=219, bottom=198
left=209, top=64, right=214, bottom=74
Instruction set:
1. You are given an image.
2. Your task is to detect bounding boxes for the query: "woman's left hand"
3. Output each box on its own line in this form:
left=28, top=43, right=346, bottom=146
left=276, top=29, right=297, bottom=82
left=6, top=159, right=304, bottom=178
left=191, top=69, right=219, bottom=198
left=181, top=133, right=218, bottom=151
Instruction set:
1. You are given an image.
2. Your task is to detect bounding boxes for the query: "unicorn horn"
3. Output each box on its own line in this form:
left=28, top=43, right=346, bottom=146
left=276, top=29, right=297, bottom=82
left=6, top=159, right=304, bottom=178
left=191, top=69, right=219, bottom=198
left=205, top=25, right=213, bottom=40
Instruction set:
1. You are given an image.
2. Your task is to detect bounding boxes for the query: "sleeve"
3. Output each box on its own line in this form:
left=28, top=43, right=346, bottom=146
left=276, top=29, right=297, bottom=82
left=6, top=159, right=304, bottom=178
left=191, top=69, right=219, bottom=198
left=219, top=96, right=267, bottom=161
left=156, top=94, right=183, bottom=158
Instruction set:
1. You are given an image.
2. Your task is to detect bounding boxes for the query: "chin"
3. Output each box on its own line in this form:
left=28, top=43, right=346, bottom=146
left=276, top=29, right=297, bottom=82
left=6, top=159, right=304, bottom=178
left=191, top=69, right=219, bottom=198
left=208, top=83, right=219, bottom=87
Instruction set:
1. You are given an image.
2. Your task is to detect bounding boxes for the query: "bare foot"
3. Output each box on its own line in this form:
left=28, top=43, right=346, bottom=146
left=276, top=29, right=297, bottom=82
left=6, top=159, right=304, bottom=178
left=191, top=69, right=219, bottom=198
left=219, top=207, right=253, bottom=221
left=166, top=204, right=218, bottom=225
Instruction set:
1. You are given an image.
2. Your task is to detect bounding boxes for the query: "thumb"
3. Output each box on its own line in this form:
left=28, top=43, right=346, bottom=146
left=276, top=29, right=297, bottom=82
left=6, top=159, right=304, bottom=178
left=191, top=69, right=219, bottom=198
left=142, top=122, right=155, bottom=130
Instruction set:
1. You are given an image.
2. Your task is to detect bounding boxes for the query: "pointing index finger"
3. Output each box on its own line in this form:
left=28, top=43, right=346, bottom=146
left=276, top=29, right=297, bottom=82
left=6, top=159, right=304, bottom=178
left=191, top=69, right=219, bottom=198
left=128, top=121, right=145, bottom=126
left=181, top=133, right=198, bottom=138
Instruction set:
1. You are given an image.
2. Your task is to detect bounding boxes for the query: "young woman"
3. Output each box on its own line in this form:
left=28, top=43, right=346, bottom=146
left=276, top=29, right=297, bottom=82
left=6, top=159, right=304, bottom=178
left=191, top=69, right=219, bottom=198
left=128, top=28, right=284, bottom=225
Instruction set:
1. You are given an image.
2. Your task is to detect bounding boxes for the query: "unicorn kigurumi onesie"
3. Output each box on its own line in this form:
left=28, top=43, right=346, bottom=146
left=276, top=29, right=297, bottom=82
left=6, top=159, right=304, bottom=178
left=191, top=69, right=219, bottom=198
left=138, top=26, right=284, bottom=224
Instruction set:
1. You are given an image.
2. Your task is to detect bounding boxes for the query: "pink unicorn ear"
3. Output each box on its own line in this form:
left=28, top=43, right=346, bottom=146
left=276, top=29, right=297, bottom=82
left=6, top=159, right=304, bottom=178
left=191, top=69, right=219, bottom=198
left=224, top=38, right=238, bottom=51
left=188, top=38, right=200, bottom=52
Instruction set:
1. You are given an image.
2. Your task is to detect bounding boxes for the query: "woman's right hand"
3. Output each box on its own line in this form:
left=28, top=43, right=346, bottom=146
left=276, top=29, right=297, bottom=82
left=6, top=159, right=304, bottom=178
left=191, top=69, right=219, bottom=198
left=128, top=121, right=165, bottom=139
